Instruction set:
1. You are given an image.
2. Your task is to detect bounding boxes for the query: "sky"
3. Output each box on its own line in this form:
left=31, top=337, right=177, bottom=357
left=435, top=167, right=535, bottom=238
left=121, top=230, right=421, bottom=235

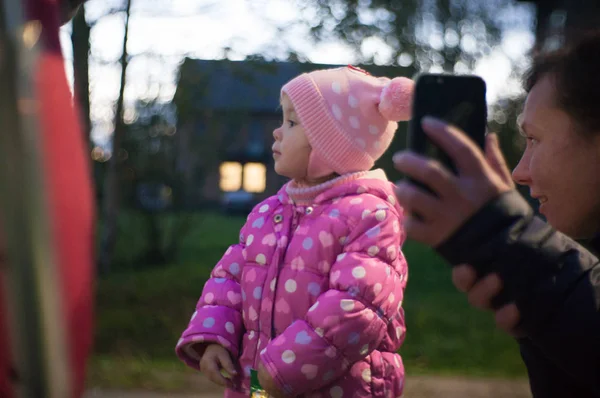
left=58, top=0, right=536, bottom=146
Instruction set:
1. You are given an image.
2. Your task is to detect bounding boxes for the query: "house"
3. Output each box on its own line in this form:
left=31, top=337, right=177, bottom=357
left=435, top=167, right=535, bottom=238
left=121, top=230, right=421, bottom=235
left=173, top=59, right=410, bottom=209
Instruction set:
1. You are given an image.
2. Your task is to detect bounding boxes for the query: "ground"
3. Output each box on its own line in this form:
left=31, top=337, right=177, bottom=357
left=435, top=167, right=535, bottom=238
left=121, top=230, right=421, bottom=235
left=85, top=374, right=531, bottom=398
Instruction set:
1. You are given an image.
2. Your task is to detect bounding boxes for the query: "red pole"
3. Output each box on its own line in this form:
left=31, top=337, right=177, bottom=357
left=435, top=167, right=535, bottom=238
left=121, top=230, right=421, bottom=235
left=0, top=0, right=94, bottom=397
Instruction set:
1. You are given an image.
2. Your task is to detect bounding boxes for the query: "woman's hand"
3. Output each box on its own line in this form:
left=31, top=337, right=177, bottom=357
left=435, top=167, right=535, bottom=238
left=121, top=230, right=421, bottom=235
left=393, top=117, right=514, bottom=247
left=394, top=116, right=521, bottom=334
left=452, top=264, right=522, bottom=336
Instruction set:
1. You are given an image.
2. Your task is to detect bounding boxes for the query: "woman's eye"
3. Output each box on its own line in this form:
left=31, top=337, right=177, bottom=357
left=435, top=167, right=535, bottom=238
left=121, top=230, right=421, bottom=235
left=527, top=137, right=538, bottom=145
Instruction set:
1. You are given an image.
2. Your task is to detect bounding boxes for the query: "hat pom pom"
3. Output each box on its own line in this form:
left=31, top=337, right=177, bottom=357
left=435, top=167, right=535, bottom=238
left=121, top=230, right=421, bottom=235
left=379, top=77, right=414, bottom=122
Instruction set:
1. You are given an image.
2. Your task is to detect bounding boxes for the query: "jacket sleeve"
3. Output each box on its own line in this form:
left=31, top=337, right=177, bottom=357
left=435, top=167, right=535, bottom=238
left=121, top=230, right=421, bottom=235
left=260, top=206, right=407, bottom=396
left=436, top=190, right=600, bottom=395
left=175, top=217, right=251, bottom=370
left=519, top=338, right=596, bottom=397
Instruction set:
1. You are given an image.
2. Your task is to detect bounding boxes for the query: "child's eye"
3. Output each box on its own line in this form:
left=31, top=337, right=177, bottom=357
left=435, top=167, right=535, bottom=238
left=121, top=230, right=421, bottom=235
left=288, top=120, right=297, bottom=128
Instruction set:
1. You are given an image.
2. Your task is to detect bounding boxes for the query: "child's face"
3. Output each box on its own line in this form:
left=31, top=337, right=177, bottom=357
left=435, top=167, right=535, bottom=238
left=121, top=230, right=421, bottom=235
left=272, top=94, right=311, bottom=180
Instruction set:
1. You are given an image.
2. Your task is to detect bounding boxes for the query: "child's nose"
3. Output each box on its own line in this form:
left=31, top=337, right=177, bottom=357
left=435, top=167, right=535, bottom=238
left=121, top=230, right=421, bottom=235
left=273, top=127, right=282, bottom=141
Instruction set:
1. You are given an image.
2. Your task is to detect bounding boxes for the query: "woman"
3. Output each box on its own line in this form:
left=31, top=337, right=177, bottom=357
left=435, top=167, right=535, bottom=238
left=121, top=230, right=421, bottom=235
left=394, top=31, right=600, bottom=397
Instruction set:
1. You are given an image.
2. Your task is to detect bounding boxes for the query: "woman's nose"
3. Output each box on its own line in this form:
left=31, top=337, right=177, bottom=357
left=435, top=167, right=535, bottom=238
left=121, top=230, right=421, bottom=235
left=512, top=151, right=532, bottom=186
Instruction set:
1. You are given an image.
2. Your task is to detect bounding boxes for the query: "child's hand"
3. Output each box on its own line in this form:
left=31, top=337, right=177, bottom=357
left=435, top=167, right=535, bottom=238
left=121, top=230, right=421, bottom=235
left=257, top=362, right=286, bottom=398
left=198, top=344, right=237, bottom=387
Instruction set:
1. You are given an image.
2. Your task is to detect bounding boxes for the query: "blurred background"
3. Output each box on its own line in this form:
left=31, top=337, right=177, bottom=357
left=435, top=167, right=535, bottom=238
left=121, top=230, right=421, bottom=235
left=56, top=0, right=599, bottom=394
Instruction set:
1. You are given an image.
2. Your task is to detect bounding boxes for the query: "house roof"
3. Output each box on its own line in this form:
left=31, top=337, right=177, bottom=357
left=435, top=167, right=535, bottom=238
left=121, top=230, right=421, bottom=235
left=175, top=58, right=411, bottom=113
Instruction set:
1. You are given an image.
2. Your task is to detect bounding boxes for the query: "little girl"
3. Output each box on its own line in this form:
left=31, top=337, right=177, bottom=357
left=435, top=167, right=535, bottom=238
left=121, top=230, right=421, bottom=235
left=176, top=66, right=414, bottom=397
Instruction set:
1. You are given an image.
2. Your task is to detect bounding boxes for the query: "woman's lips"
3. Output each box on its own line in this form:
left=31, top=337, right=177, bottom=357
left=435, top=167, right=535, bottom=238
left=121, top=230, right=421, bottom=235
left=533, top=196, right=548, bottom=213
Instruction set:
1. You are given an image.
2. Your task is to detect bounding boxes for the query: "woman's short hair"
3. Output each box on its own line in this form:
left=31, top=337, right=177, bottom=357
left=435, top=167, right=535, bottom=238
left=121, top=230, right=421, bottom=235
left=524, top=30, right=600, bottom=135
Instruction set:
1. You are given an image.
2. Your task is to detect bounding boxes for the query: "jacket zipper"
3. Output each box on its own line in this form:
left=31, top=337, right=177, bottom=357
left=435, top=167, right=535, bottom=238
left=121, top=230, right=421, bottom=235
left=269, top=206, right=301, bottom=339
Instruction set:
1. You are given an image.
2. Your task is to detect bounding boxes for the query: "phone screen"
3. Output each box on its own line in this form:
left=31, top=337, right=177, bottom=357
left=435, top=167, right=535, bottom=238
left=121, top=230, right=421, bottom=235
left=408, top=74, right=487, bottom=174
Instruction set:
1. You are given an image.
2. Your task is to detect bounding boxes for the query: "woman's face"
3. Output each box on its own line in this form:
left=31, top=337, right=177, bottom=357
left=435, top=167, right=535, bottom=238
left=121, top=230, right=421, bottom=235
left=512, top=75, right=600, bottom=239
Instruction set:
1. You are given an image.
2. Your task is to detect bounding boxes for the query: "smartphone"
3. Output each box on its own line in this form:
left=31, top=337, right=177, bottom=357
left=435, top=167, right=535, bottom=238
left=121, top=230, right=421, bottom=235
left=407, top=73, right=487, bottom=177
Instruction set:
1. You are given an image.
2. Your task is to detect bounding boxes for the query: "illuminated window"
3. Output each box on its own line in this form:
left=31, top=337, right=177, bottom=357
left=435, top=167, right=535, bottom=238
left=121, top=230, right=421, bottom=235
left=219, top=162, right=243, bottom=192
left=243, top=162, right=267, bottom=193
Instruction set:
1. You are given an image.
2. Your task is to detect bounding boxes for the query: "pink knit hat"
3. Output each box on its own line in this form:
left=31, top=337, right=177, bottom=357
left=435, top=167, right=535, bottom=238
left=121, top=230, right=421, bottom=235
left=281, top=65, right=414, bottom=179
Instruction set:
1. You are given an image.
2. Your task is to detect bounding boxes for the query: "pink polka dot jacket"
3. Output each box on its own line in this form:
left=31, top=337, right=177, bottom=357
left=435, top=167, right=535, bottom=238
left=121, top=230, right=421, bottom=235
left=176, top=170, right=408, bottom=397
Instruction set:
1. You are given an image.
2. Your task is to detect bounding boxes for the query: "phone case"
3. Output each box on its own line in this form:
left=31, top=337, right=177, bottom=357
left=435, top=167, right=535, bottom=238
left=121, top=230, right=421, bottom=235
left=405, top=74, right=487, bottom=197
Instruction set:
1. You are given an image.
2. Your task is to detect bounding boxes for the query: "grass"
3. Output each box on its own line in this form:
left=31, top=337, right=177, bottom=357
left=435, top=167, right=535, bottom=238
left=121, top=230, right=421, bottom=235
left=89, top=211, right=526, bottom=390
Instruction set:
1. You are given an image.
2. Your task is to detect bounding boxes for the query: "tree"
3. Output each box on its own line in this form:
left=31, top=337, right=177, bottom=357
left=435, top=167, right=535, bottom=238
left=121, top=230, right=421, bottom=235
left=79, top=0, right=223, bottom=273
left=71, top=5, right=92, bottom=142
left=118, top=99, right=194, bottom=267
left=297, top=0, right=526, bottom=70
left=85, top=0, right=535, bottom=271
left=97, top=0, right=132, bottom=274
left=294, top=0, right=534, bottom=180
left=516, top=0, right=600, bottom=50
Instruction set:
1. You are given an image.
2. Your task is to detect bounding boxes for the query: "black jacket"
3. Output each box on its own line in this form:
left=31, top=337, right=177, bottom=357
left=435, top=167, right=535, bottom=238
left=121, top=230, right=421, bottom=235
left=437, top=190, right=600, bottom=397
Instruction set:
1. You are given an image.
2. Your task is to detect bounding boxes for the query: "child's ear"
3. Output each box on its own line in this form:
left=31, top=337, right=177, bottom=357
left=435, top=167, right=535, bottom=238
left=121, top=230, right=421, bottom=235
left=306, top=150, right=334, bottom=180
